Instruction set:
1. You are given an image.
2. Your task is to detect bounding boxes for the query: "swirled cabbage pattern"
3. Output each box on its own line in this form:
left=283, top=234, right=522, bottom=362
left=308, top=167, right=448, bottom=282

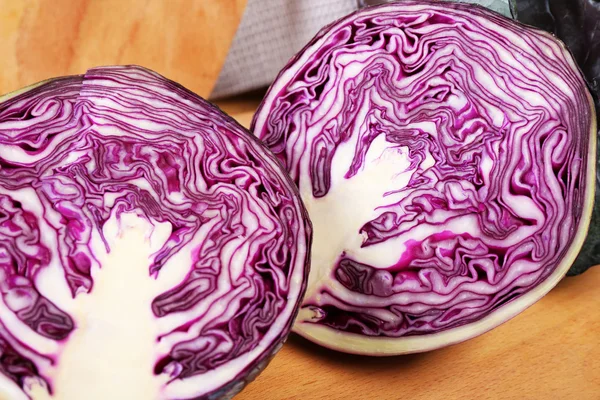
left=0, top=66, right=310, bottom=399
left=252, top=1, right=594, bottom=348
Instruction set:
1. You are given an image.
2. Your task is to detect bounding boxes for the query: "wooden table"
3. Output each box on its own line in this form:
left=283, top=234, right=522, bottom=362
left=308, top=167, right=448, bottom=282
left=0, top=0, right=246, bottom=97
left=218, top=97, right=600, bottom=400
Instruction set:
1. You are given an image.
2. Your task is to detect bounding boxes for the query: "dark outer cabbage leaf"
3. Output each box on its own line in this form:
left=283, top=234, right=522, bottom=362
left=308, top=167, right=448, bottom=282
left=513, top=0, right=600, bottom=275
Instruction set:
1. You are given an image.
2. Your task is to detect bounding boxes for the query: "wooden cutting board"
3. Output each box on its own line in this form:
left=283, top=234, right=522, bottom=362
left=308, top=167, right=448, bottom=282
left=237, top=245, right=600, bottom=400
left=0, top=0, right=246, bottom=97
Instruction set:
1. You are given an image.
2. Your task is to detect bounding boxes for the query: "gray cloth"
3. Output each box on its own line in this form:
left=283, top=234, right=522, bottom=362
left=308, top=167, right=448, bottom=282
left=210, top=0, right=511, bottom=99
left=361, top=0, right=511, bottom=15
left=211, top=0, right=358, bottom=99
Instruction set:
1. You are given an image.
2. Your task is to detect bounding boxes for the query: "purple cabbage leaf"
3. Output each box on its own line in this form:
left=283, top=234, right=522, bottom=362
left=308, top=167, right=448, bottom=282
left=512, top=0, right=600, bottom=275
left=252, top=1, right=596, bottom=355
left=0, top=66, right=311, bottom=399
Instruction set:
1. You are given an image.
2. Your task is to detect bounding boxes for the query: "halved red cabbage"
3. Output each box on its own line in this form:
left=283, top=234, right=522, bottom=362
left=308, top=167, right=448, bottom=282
left=252, top=1, right=596, bottom=355
left=0, top=66, right=310, bottom=399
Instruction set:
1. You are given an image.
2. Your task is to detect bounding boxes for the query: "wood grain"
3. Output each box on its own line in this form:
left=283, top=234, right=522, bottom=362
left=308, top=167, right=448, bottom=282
left=218, top=99, right=600, bottom=400
left=0, top=0, right=246, bottom=97
left=237, top=267, right=600, bottom=400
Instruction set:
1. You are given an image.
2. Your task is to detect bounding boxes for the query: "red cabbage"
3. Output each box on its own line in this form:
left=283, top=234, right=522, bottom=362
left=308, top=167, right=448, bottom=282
left=252, top=1, right=596, bottom=355
left=513, top=0, right=600, bottom=275
left=0, top=66, right=311, bottom=399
